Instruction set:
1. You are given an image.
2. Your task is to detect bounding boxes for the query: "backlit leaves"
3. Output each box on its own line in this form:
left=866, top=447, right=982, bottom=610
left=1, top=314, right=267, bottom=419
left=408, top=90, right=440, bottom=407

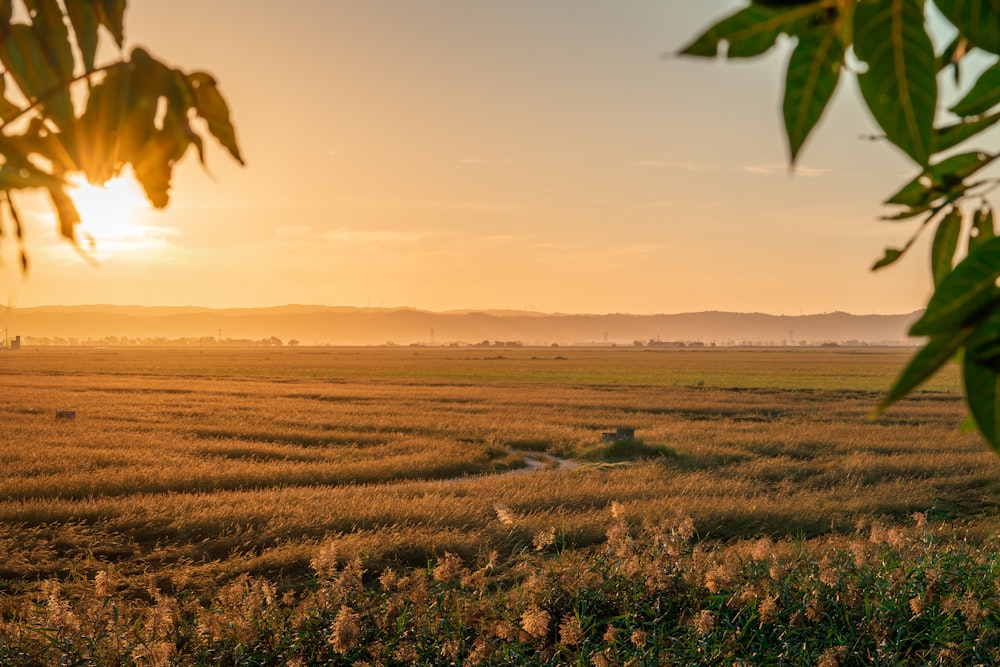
left=854, top=0, right=937, bottom=166
left=0, top=0, right=242, bottom=262
left=64, top=0, right=101, bottom=72
left=188, top=72, right=245, bottom=166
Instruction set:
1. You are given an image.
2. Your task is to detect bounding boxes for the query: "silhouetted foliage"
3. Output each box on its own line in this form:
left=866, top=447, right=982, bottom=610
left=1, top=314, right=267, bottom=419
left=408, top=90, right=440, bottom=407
left=0, top=0, right=243, bottom=270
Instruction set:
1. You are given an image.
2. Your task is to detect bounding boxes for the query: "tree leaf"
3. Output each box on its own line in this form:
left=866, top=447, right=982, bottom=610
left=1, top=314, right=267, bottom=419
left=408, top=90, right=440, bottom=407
left=0, top=162, right=59, bottom=189
left=188, top=71, right=244, bottom=165
left=910, top=236, right=1000, bottom=336
left=950, top=63, right=1000, bottom=117
left=782, top=26, right=843, bottom=163
left=885, top=151, right=995, bottom=207
left=46, top=185, right=79, bottom=240
left=132, top=126, right=188, bottom=208
left=64, top=0, right=100, bottom=72
left=970, top=203, right=995, bottom=253
left=854, top=0, right=937, bottom=166
left=875, top=326, right=974, bottom=415
left=933, top=113, right=1000, bottom=154
left=872, top=247, right=904, bottom=270
left=76, top=63, right=126, bottom=183
left=0, top=75, right=22, bottom=124
left=119, top=48, right=172, bottom=164
left=931, top=206, right=963, bottom=287
left=0, top=1, right=11, bottom=41
left=0, top=23, right=72, bottom=125
left=679, top=3, right=822, bottom=58
left=964, top=358, right=1000, bottom=452
left=24, top=0, right=74, bottom=84
left=94, top=0, right=125, bottom=48
left=936, top=34, right=968, bottom=77
left=936, top=0, right=1000, bottom=56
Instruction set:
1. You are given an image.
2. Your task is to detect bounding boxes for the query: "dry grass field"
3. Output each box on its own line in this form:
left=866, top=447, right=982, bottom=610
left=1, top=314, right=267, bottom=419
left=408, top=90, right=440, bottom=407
left=2, top=346, right=999, bottom=664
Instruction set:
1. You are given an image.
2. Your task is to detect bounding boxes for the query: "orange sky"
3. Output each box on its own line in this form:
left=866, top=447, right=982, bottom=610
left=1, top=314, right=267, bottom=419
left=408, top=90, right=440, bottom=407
left=0, top=1, right=946, bottom=315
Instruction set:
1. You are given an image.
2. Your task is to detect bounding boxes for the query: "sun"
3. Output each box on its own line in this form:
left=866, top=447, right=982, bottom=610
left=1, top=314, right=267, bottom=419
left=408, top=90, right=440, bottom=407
left=68, top=174, right=147, bottom=242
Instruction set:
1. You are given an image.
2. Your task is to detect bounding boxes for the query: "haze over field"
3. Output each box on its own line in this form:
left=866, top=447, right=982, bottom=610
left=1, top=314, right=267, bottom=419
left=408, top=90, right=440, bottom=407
left=0, top=1, right=939, bottom=316
left=0, top=305, right=920, bottom=346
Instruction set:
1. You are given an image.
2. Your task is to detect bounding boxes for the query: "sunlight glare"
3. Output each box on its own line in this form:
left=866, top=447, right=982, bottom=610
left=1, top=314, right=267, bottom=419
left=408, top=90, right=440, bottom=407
left=68, top=174, right=148, bottom=243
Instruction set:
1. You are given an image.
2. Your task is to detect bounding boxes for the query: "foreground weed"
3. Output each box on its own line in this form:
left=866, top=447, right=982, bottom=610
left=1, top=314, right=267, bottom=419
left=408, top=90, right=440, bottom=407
left=2, top=515, right=1000, bottom=665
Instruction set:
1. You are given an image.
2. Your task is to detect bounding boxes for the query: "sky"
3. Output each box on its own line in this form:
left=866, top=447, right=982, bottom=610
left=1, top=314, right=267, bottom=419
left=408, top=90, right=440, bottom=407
left=0, top=1, right=954, bottom=315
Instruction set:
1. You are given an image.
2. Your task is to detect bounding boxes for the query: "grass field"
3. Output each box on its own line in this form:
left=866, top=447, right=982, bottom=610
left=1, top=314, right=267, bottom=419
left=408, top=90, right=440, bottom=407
left=2, top=346, right=999, bottom=664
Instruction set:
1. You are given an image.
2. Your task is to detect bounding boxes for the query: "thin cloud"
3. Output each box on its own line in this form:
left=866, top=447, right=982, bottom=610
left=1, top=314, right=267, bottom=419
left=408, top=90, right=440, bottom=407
left=736, top=163, right=829, bottom=177
left=320, top=227, right=438, bottom=246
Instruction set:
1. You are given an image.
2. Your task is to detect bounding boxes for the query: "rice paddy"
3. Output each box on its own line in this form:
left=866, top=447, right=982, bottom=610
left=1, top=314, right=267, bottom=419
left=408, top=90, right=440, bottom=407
left=1, top=346, right=999, bottom=665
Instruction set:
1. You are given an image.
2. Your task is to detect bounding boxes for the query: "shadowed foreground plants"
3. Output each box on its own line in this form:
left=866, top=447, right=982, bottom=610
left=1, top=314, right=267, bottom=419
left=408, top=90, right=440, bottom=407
left=2, top=514, right=999, bottom=666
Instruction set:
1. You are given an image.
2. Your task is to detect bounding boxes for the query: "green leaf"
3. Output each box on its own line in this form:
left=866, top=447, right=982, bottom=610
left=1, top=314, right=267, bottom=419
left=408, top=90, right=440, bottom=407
left=966, top=304, right=1000, bottom=363
left=970, top=204, right=996, bottom=253
left=24, top=0, right=74, bottom=84
left=64, top=0, right=100, bottom=72
left=679, top=3, right=821, bottom=58
left=931, top=206, right=963, bottom=287
left=933, top=113, right=1000, bottom=154
left=875, top=326, right=974, bottom=415
left=854, top=0, right=937, bottom=166
left=964, top=358, right=1000, bottom=452
left=782, top=26, right=843, bottom=163
left=188, top=71, right=245, bottom=165
left=950, top=63, right=1000, bottom=117
left=910, top=236, right=1000, bottom=336
left=936, top=0, right=1000, bottom=55
left=872, top=247, right=904, bottom=270
left=885, top=151, right=995, bottom=207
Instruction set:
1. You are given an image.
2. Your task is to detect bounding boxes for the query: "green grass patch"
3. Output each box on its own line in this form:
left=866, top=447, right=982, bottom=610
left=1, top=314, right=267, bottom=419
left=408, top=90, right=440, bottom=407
left=580, top=438, right=677, bottom=463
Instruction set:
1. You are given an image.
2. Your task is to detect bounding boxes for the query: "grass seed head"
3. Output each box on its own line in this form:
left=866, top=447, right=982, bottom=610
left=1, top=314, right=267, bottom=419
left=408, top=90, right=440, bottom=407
left=521, top=605, right=550, bottom=639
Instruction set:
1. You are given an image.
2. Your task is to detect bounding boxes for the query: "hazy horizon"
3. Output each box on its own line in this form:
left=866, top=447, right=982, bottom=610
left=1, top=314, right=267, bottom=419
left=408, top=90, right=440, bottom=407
left=2, top=302, right=924, bottom=318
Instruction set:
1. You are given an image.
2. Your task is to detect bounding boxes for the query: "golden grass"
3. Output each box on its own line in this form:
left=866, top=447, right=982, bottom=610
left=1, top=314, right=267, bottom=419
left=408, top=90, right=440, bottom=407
left=0, top=345, right=995, bottom=607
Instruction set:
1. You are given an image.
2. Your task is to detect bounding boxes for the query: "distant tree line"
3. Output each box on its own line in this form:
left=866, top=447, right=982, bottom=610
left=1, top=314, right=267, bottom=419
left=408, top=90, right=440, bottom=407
left=21, top=336, right=295, bottom=347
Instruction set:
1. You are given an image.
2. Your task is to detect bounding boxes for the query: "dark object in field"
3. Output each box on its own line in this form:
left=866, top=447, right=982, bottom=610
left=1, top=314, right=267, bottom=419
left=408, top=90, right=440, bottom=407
left=602, top=427, right=635, bottom=443
left=55, top=410, right=76, bottom=420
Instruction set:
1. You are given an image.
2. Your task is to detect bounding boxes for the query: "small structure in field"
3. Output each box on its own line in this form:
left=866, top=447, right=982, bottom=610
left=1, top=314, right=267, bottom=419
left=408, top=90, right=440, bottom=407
left=601, top=427, right=635, bottom=443
left=55, top=410, right=76, bottom=420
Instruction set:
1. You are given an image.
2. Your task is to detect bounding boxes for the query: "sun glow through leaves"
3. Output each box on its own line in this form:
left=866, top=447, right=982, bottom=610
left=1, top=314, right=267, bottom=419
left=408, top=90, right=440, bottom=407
left=68, top=175, right=147, bottom=243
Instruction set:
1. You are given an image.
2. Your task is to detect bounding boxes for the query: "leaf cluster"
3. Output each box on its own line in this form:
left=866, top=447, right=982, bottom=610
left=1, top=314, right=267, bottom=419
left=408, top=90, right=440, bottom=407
left=682, top=0, right=1000, bottom=453
left=0, top=0, right=243, bottom=270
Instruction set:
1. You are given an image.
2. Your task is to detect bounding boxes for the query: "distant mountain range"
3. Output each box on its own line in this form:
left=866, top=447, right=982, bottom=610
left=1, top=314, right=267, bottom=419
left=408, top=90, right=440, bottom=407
left=0, top=305, right=923, bottom=346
